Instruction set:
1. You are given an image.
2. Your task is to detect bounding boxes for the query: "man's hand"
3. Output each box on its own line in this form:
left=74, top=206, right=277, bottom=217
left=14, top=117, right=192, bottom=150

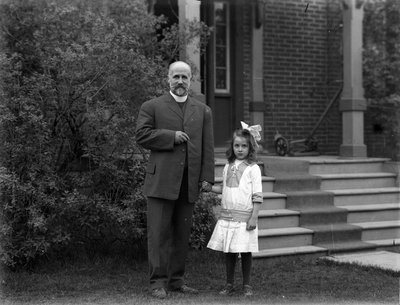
left=175, top=131, right=190, bottom=144
left=200, top=181, right=212, bottom=192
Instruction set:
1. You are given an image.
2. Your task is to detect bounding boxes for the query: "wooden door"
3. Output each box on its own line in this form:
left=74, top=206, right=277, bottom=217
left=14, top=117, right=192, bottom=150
left=202, top=0, right=244, bottom=147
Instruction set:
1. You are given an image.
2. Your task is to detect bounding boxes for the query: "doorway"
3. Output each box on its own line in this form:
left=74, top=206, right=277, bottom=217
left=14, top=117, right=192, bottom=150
left=202, top=0, right=244, bottom=147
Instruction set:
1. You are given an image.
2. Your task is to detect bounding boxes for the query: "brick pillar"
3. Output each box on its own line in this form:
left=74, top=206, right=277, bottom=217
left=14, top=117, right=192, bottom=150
left=178, top=0, right=201, bottom=95
left=339, top=0, right=367, bottom=158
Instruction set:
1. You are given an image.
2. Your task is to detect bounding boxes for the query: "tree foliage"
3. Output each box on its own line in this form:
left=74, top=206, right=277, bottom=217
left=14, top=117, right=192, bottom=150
left=364, top=0, right=400, bottom=99
left=0, top=0, right=211, bottom=268
left=363, top=0, right=400, bottom=159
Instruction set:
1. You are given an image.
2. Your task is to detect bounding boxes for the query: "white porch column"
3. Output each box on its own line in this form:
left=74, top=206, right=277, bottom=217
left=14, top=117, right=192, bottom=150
left=339, top=0, right=367, bottom=158
left=178, top=0, right=201, bottom=95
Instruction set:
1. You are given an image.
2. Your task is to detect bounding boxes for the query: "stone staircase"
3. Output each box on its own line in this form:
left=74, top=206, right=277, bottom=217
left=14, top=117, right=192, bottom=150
left=309, top=157, right=400, bottom=249
left=214, top=155, right=400, bottom=258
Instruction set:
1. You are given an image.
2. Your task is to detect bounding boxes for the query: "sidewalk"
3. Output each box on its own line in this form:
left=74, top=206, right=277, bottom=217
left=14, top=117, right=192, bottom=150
left=322, top=250, right=400, bottom=273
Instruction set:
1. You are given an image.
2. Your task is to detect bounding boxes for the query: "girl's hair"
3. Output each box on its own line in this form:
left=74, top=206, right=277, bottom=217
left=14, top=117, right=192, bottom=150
left=225, top=128, right=257, bottom=163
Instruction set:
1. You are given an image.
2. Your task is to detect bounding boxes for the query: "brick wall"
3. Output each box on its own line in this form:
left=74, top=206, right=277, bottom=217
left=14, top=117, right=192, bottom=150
left=261, top=0, right=343, bottom=154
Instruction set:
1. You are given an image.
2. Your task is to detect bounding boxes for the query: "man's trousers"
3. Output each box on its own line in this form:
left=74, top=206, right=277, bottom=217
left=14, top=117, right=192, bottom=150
left=146, top=172, right=195, bottom=290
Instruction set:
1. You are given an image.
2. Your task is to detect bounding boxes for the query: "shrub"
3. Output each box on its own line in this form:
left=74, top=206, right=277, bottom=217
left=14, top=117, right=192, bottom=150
left=366, top=95, right=400, bottom=160
left=0, top=0, right=210, bottom=268
left=364, top=0, right=400, bottom=159
left=190, top=192, right=220, bottom=250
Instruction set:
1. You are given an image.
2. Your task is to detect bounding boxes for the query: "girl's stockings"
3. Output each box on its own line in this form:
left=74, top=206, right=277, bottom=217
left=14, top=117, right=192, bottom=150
left=225, top=253, right=238, bottom=284
left=224, top=252, right=252, bottom=286
left=240, top=252, right=252, bottom=286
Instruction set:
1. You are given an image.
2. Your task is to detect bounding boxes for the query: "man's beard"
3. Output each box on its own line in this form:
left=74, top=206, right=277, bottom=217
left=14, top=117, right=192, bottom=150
left=173, top=86, right=187, bottom=96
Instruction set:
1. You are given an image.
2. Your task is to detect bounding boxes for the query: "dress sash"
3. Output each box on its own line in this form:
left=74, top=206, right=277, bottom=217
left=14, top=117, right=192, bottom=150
left=219, top=208, right=252, bottom=222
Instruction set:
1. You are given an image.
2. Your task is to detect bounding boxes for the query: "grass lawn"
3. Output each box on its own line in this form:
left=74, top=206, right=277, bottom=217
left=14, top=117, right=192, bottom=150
left=1, top=249, right=399, bottom=305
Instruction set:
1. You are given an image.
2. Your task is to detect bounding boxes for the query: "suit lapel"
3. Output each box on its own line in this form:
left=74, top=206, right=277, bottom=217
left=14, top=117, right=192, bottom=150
left=165, top=93, right=184, bottom=120
left=184, top=97, right=196, bottom=124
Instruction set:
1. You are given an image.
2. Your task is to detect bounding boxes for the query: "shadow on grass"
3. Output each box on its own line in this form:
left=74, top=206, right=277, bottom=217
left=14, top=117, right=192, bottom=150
left=1, top=249, right=399, bottom=305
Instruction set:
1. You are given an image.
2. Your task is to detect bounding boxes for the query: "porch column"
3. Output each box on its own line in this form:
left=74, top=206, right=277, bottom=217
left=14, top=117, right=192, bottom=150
left=178, top=0, right=201, bottom=95
left=250, top=0, right=265, bottom=148
left=339, top=0, right=367, bottom=158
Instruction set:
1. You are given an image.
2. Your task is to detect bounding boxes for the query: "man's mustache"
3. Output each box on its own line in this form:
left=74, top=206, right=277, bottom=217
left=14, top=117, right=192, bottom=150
left=174, top=84, right=186, bottom=89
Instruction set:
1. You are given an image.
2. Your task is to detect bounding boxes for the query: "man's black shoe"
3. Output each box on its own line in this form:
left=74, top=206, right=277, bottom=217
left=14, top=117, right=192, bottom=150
left=151, top=287, right=167, bottom=299
left=172, top=284, right=199, bottom=294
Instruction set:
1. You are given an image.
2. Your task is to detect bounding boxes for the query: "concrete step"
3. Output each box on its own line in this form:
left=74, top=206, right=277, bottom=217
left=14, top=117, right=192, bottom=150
left=298, top=206, right=348, bottom=225
left=258, top=227, right=313, bottom=249
left=354, top=220, right=400, bottom=241
left=318, top=173, right=397, bottom=190
left=284, top=190, right=348, bottom=225
left=314, top=240, right=377, bottom=254
left=214, top=159, right=226, bottom=176
left=331, top=187, right=400, bottom=206
left=366, top=238, right=400, bottom=247
left=253, top=245, right=326, bottom=258
left=272, top=174, right=321, bottom=192
left=285, top=190, right=333, bottom=209
left=214, top=176, right=275, bottom=192
left=345, top=203, right=400, bottom=223
left=308, top=158, right=390, bottom=175
left=304, top=223, right=362, bottom=244
left=258, top=209, right=300, bottom=229
left=260, top=192, right=287, bottom=210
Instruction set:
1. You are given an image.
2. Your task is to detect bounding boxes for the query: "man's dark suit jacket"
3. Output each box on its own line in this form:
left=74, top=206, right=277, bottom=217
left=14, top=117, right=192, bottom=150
left=135, top=93, right=215, bottom=203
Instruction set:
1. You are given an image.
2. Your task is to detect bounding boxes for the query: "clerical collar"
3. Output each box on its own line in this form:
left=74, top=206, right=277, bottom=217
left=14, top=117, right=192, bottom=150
left=170, top=91, right=188, bottom=103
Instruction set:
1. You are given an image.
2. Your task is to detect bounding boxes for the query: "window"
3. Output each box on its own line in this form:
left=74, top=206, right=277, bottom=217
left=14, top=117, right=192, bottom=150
left=214, top=1, right=230, bottom=94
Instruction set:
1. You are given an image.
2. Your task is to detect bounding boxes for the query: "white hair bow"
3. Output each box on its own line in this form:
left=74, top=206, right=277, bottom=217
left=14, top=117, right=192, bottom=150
left=240, top=121, right=262, bottom=146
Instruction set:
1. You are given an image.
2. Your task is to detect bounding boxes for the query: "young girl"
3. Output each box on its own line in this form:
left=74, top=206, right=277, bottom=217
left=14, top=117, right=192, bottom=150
left=207, top=122, right=263, bottom=297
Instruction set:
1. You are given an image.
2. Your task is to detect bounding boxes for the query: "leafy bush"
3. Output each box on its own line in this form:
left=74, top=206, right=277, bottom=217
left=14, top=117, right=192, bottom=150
left=0, top=0, right=210, bottom=268
left=190, top=192, right=221, bottom=250
left=366, top=95, right=400, bottom=160
left=364, top=0, right=400, bottom=99
left=364, top=0, right=400, bottom=159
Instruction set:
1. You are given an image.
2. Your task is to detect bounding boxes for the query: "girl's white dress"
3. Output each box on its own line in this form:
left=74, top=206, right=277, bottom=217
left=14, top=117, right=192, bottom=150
left=207, top=160, right=263, bottom=253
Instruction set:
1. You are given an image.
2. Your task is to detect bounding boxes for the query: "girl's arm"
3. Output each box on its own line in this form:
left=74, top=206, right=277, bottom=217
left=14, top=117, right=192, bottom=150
left=247, top=202, right=261, bottom=230
left=211, top=184, right=223, bottom=194
left=247, top=164, right=263, bottom=230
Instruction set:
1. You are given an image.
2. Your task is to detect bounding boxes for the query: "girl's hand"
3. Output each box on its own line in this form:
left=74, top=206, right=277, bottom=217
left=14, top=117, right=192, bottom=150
left=211, top=184, right=223, bottom=194
left=246, top=217, right=257, bottom=231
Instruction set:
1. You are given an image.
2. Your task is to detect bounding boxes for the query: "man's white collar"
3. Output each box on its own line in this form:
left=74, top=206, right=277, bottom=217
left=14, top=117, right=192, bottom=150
left=170, top=91, right=188, bottom=103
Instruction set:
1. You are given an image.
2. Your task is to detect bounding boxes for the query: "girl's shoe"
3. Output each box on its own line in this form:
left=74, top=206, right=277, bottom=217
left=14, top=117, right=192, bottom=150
left=219, top=283, right=234, bottom=295
left=243, top=285, right=253, bottom=296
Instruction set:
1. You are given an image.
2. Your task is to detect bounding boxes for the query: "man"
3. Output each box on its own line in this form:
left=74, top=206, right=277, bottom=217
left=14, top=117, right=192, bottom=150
left=135, top=61, right=214, bottom=299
